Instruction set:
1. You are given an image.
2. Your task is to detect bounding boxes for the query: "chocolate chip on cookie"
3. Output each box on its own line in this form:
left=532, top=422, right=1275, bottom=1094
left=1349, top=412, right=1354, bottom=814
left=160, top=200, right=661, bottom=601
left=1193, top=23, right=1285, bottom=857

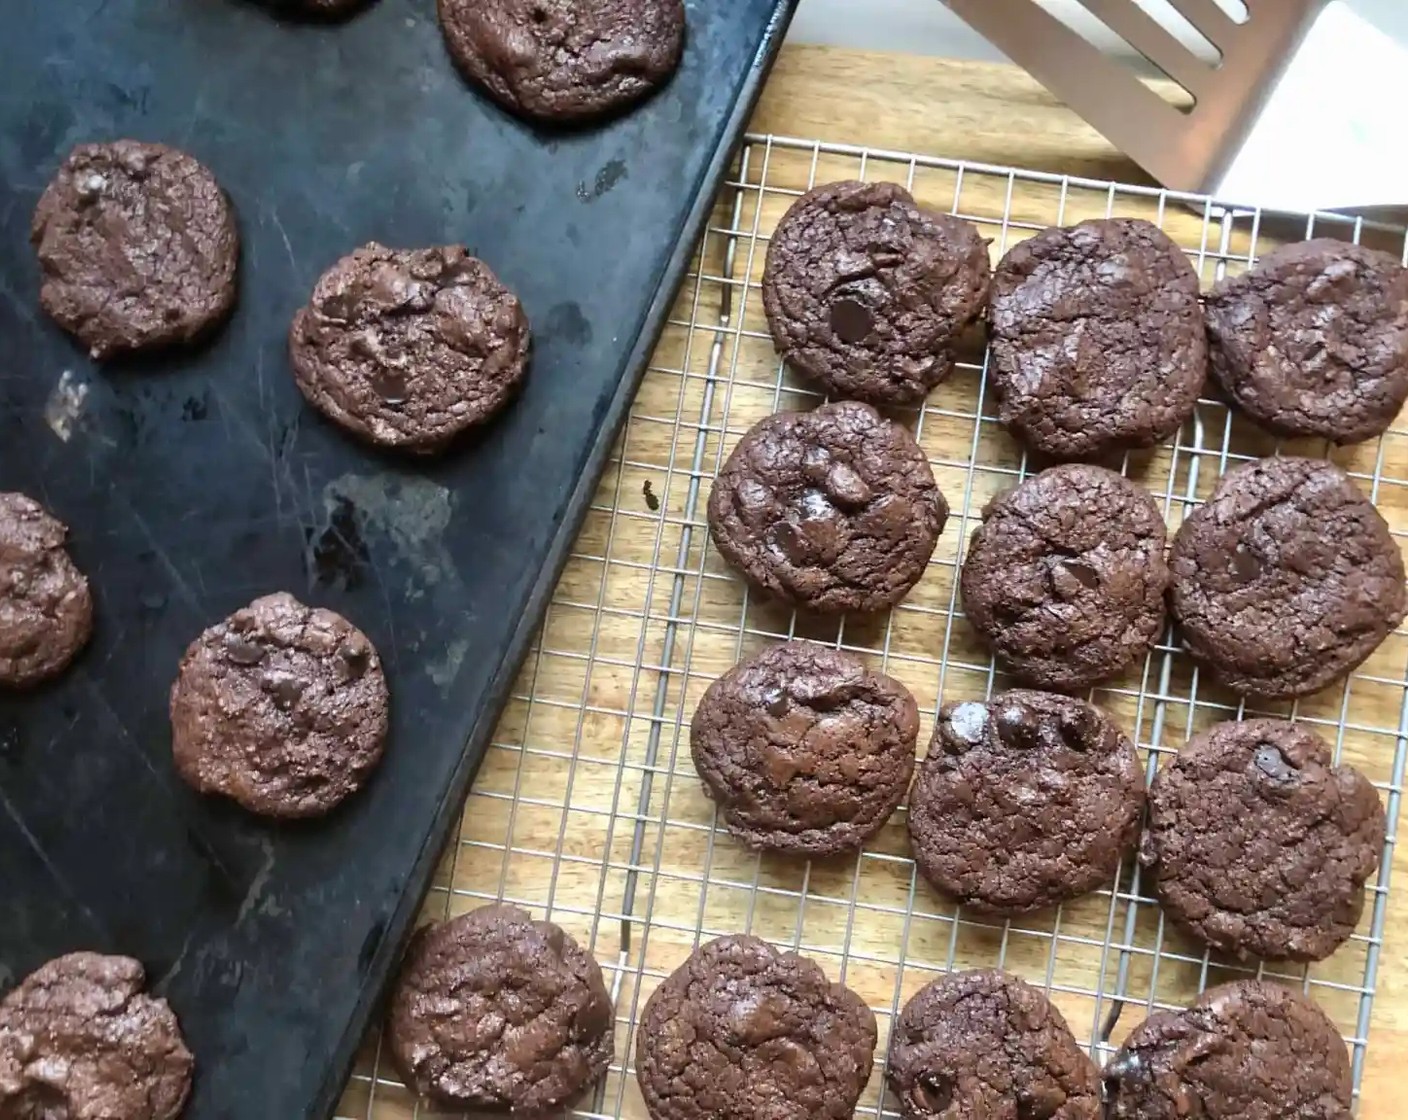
left=707, top=401, right=947, bottom=614
left=1206, top=239, right=1408, bottom=444
left=691, top=641, right=918, bottom=856
left=387, top=904, right=613, bottom=1112
left=888, top=970, right=1101, bottom=1120
left=1169, top=456, right=1406, bottom=699
left=959, top=464, right=1169, bottom=690
left=987, top=217, right=1206, bottom=460
left=169, top=592, right=389, bottom=818
left=908, top=690, right=1144, bottom=912
left=1104, top=980, right=1352, bottom=1120
left=762, top=180, right=991, bottom=406
left=635, top=935, right=876, bottom=1120
left=1142, top=718, right=1384, bottom=961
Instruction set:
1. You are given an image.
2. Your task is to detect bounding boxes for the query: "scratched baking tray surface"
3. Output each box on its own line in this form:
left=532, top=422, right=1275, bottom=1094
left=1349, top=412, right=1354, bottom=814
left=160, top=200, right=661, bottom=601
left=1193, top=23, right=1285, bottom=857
left=0, top=2, right=795, bottom=1117
left=339, top=136, right=1408, bottom=1118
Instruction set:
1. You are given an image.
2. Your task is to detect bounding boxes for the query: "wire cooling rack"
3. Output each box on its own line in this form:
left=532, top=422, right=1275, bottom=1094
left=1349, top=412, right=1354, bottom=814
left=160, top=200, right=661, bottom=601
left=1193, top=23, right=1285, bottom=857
left=337, top=135, right=1408, bottom=1119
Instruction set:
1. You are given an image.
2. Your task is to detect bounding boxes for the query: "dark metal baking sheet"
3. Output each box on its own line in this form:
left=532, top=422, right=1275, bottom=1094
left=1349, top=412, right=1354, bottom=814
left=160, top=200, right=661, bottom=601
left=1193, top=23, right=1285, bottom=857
left=0, top=1, right=795, bottom=1115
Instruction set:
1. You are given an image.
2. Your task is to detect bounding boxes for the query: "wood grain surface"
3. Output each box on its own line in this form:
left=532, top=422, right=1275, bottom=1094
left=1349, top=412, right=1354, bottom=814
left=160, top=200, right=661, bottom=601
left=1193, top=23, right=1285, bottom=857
left=337, top=47, right=1408, bottom=1119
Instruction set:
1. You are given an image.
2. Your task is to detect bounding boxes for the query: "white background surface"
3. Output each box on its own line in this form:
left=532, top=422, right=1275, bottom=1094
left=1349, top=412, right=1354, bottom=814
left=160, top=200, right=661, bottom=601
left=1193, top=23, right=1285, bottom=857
left=788, top=0, right=1407, bottom=58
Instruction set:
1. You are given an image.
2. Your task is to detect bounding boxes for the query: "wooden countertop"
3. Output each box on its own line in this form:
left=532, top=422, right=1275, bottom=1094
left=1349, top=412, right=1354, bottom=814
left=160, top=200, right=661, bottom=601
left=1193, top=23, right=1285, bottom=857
left=343, top=45, right=1407, bottom=1120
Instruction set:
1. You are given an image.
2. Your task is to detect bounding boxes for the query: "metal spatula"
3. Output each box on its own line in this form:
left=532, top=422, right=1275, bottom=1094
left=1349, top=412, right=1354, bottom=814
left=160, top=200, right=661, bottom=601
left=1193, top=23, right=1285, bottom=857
left=942, top=0, right=1408, bottom=214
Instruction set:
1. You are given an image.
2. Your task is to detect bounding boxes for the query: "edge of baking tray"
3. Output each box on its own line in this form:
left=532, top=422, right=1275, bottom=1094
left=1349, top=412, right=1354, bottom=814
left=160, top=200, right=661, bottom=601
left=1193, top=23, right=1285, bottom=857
left=308, top=6, right=800, bottom=1116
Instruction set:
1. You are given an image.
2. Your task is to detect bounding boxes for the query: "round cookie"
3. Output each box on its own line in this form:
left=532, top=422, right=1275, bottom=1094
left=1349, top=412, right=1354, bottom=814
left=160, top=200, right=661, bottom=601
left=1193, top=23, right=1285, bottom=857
left=987, top=217, right=1206, bottom=460
left=289, top=243, right=530, bottom=454
left=1206, top=239, right=1408, bottom=444
left=908, top=691, right=1144, bottom=912
left=1104, top=980, right=1352, bottom=1119
left=887, top=969, right=1101, bottom=1120
left=635, top=934, right=876, bottom=1120
left=169, top=592, right=389, bottom=818
left=959, top=464, right=1169, bottom=690
left=31, top=140, right=238, bottom=360
left=0, top=952, right=193, bottom=1120
left=386, top=904, right=613, bottom=1112
left=1141, top=718, right=1384, bottom=962
left=761, top=180, right=991, bottom=406
left=0, top=493, right=93, bottom=689
left=437, top=0, right=686, bottom=123
left=1169, top=456, right=1406, bottom=699
left=690, top=641, right=919, bottom=856
left=707, top=401, right=947, bottom=614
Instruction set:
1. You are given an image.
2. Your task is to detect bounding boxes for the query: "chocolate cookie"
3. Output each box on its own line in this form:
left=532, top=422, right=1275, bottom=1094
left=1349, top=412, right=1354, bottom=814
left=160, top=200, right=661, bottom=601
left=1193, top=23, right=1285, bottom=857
left=1104, top=980, right=1352, bottom=1119
left=289, top=243, right=530, bottom=454
left=635, top=935, right=876, bottom=1120
left=0, top=952, right=193, bottom=1120
left=438, top=0, right=686, bottom=123
left=1169, top=456, right=1406, bottom=699
left=0, top=493, right=93, bottom=689
left=31, top=140, right=238, bottom=360
left=908, top=691, right=1144, bottom=912
left=761, top=180, right=991, bottom=406
left=169, top=592, right=389, bottom=818
left=1206, top=239, right=1408, bottom=444
left=887, top=969, right=1101, bottom=1120
left=386, top=904, right=613, bottom=1112
left=987, top=217, right=1206, bottom=460
left=1141, top=718, right=1384, bottom=961
left=690, top=641, right=918, bottom=856
left=959, top=464, right=1169, bottom=690
left=707, top=401, right=946, bottom=614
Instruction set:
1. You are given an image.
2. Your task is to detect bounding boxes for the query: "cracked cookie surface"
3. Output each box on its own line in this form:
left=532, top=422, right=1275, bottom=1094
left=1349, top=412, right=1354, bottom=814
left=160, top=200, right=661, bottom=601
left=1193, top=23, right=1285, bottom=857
left=437, top=0, right=685, bottom=122
left=635, top=935, right=876, bottom=1120
left=987, top=218, right=1205, bottom=460
left=1206, top=239, right=1408, bottom=444
left=1169, top=456, right=1405, bottom=699
left=908, top=690, right=1144, bottom=912
left=959, top=464, right=1169, bottom=690
left=1142, top=718, right=1384, bottom=961
left=762, top=180, right=991, bottom=406
left=31, top=140, right=238, bottom=359
left=0, top=493, right=92, bottom=688
left=707, top=401, right=946, bottom=614
left=387, top=904, right=613, bottom=1112
left=289, top=242, right=529, bottom=453
left=887, top=969, right=1101, bottom=1120
left=1104, top=980, right=1352, bottom=1120
left=0, top=952, right=193, bottom=1120
left=691, top=641, right=918, bottom=856
left=169, top=592, right=388, bottom=818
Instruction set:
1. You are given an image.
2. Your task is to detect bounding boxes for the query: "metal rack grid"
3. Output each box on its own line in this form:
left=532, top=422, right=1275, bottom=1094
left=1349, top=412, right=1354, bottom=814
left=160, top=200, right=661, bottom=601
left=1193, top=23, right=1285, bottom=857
left=338, top=135, right=1408, bottom=1119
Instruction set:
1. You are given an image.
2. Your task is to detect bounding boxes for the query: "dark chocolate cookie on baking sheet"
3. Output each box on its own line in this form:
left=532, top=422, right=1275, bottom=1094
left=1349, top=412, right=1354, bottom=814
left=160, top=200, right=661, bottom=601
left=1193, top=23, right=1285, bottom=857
left=437, top=0, right=686, bottom=123
left=1104, top=980, right=1352, bottom=1120
left=169, top=591, right=389, bottom=819
left=1206, top=239, right=1408, bottom=444
left=908, top=690, right=1144, bottom=913
left=762, top=180, right=991, bottom=406
left=1169, top=456, right=1406, bottom=700
left=0, top=492, right=93, bottom=689
left=987, top=217, right=1206, bottom=461
left=31, top=140, right=239, bottom=360
left=959, top=463, right=1169, bottom=691
left=635, top=934, right=876, bottom=1120
left=386, top=904, right=613, bottom=1113
left=690, top=640, right=919, bottom=857
left=289, top=242, right=530, bottom=454
left=1141, top=718, right=1385, bottom=962
left=887, top=969, right=1101, bottom=1120
left=0, top=952, right=193, bottom=1120
left=707, top=401, right=947, bottom=614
